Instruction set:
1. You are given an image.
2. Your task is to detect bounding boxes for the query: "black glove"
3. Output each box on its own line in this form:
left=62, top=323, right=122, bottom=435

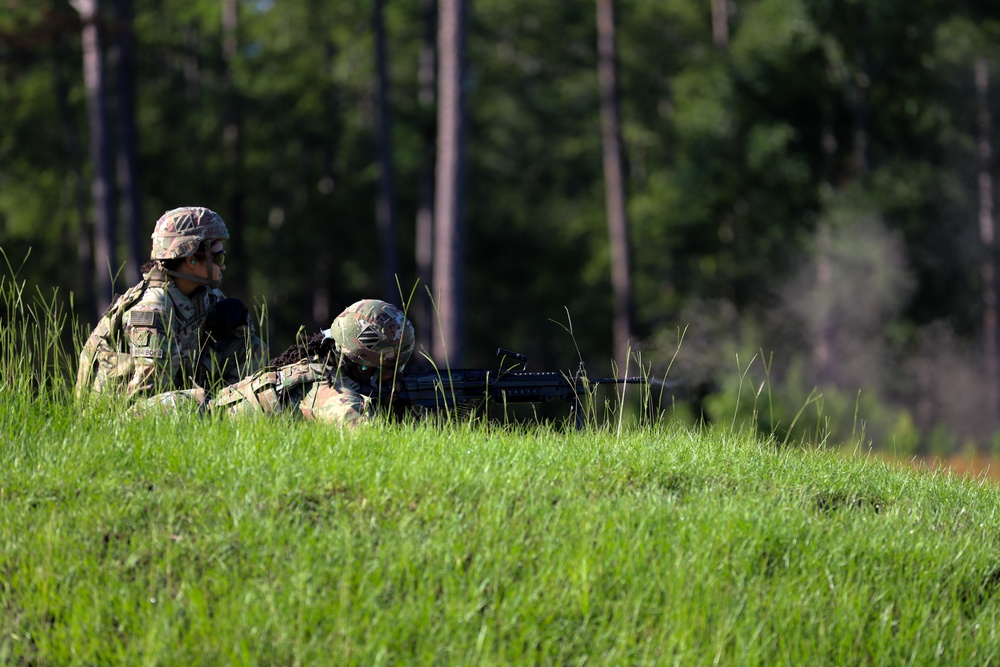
left=204, top=298, right=250, bottom=340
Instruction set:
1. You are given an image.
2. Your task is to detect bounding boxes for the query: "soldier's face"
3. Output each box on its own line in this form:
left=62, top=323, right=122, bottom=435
left=354, top=361, right=401, bottom=387
left=193, top=242, right=226, bottom=282
left=208, top=242, right=226, bottom=280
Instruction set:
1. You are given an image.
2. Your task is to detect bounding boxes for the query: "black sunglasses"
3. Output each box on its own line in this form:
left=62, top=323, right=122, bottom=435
left=193, top=250, right=227, bottom=267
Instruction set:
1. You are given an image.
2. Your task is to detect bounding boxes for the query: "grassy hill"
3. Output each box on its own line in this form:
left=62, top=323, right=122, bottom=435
left=3, top=401, right=999, bottom=665
left=3, top=277, right=999, bottom=664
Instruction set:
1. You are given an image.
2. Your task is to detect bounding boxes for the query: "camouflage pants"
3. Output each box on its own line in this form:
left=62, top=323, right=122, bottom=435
left=129, top=388, right=209, bottom=416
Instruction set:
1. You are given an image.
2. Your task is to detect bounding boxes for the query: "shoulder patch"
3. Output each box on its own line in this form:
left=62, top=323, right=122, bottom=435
left=133, top=329, right=149, bottom=346
left=130, top=310, right=156, bottom=327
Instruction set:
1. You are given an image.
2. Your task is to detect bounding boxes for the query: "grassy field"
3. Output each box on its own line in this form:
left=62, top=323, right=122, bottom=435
left=3, top=276, right=1000, bottom=664
left=3, top=398, right=1000, bottom=665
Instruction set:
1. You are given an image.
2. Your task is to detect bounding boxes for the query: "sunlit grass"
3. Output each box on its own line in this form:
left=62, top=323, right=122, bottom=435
left=3, top=262, right=1000, bottom=664
left=3, top=411, right=1000, bottom=664
left=0, top=249, right=81, bottom=405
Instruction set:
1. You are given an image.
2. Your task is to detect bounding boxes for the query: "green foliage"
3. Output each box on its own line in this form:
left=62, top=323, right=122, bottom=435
left=4, top=0, right=1000, bottom=448
left=732, top=0, right=823, bottom=88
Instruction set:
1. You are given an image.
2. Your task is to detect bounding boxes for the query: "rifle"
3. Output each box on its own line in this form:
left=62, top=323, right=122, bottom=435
left=379, top=347, right=703, bottom=427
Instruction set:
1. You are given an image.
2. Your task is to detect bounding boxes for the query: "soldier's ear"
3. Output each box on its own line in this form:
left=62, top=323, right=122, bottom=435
left=189, top=258, right=196, bottom=265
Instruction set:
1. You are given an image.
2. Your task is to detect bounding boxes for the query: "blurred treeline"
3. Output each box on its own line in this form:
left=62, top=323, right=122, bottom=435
left=3, top=0, right=1000, bottom=453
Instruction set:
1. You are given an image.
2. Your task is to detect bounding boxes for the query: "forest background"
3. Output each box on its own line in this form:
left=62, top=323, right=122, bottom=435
left=3, top=0, right=1000, bottom=457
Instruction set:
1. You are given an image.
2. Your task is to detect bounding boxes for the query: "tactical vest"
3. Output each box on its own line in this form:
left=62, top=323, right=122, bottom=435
left=211, top=362, right=330, bottom=415
left=75, top=270, right=168, bottom=398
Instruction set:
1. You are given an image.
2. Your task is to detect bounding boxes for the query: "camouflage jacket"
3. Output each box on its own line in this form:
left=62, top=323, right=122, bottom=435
left=75, top=266, right=267, bottom=402
left=210, top=359, right=375, bottom=426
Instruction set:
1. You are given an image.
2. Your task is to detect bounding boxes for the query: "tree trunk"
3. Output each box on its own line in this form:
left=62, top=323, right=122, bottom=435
left=113, top=0, right=144, bottom=284
left=976, top=58, right=999, bottom=424
left=851, top=6, right=870, bottom=176
left=183, top=21, right=201, bottom=100
left=373, top=0, right=399, bottom=304
left=596, top=0, right=634, bottom=371
left=222, top=0, right=246, bottom=294
left=813, top=57, right=840, bottom=385
left=312, top=11, right=339, bottom=330
left=71, top=0, right=118, bottom=313
left=432, top=0, right=467, bottom=366
left=54, top=41, right=96, bottom=322
left=711, top=0, right=739, bottom=335
left=711, top=0, right=729, bottom=49
left=415, top=0, right=437, bottom=355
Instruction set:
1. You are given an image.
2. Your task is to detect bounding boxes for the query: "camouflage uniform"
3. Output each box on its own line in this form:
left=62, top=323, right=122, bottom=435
left=76, top=206, right=267, bottom=403
left=205, top=299, right=415, bottom=426
left=210, top=360, right=373, bottom=426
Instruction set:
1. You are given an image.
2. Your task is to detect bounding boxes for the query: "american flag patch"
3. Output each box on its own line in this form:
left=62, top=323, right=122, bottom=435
left=130, top=310, right=156, bottom=327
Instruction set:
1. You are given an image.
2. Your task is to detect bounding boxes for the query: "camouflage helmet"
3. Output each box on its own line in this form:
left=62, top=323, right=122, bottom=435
left=324, top=299, right=416, bottom=370
left=150, top=206, right=230, bottom=260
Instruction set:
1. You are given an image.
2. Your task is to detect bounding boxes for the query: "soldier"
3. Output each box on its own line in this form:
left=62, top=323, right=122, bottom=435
left=76, top=206, right=268, bottom=404
left=206, top=299, right=416, bottom=426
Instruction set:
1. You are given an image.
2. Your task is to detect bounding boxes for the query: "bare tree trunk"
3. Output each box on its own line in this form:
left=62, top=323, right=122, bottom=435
left=71, top=0, right=118, bottom=313
left=977, top=58, right=999, bottom=424
left=54, top=42, right=96, bottom=322
left=596, top=0, right=634, bottom=370
left=113, top=0, right=144, bottom=284
left=183, top=21, right=201, bottom=100
left=415, top=0, right=437, bottom=354
left=711, top=0, right=729, bottom=49
left=312, top=14, right=339, bottom=329
left=812, top=56, right=840, bottom=386
left=222, top=0, right=246, bottom=294
left=373, top=0, right=399, bottom=304
left=711, top=0, right=739, bottom=337
left=432, top=0, right=467, bottom=366
left=851, top=6, right=870, bottom=176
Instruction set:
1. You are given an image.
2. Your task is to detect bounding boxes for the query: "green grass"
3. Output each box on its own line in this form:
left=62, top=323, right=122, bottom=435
left=4, top=268, right=1000, bottom=665
left=3, top=404, right=1000, bottom=665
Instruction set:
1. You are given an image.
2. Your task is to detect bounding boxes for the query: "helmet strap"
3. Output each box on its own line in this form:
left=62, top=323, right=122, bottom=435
left=161, top=267, right=222, bottom=289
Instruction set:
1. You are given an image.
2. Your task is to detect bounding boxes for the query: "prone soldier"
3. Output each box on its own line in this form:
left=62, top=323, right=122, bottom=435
left=210, top=298, right=415, bottom=426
